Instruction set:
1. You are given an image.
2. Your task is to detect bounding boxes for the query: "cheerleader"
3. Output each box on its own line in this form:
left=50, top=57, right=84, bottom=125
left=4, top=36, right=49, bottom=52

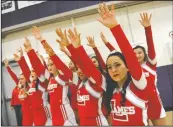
left=97, top=2, right=166, bottom=125
left=23, top=29, right=77, bottom=126
left=56, top=27, right=109, bottom=126
left=13, top=47, right=48, bottom=126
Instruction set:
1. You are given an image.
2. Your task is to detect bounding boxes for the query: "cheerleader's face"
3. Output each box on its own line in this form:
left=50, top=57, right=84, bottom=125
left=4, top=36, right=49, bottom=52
left=30, top=70, right=37, bottom=81
left=19, top=74, right=27, bottom=86
left=77, top=67, right=87, bottom=80
left=48, top=59, right=57, bottom=75
left=69, top=61, right=76, bottom=72
left=91, top=57, right=99, bottom=68
left=134, top=48, right=145, bottom=64
left=107, top=56, right=128, bottom=82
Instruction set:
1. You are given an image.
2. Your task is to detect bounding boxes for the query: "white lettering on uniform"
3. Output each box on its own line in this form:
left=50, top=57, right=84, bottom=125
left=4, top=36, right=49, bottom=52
left=47, top=84, right=57, bottom=93
left=77, top=91, right=90, bottom=106
left=111, top=99, right=135, bottom=121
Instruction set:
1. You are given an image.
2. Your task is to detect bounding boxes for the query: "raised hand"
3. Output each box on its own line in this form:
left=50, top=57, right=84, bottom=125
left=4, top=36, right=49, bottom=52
left=97, top=3, right=118, bottom=29
left=68, top=27, right=81, bottom=48
left=86, top=36, right=96, bottom=48
left=13, top=53, right=20, bottom=62
left=56, top=28, right=70, bottom=47
left=18, top=47, right=23, bottom=57
left=139, top=12, right=152, bottom=28
left=100, top=32, right=108, bottom=44
left=41, top=40, right=55, bottom=56
left=32, top=26, right=43, bottom=41
left=23, top=37, right=32, bottom=53
left=3, top=58, right=9, bottom=67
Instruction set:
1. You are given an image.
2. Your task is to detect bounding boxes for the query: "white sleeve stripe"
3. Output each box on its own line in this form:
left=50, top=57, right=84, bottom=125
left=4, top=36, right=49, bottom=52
left=72, top=72, right=79, bottom=86
left=101, top=75, right=107, bottom=91
left=131, top=72, right=147, bottom=90
left=148, top=57, right=157, bottom=65
left=55, top=76, right=66, bottom=86
left=38, top=84, right=45, bottom=92
left=126, top=85, right=147, bottom=109
left=38, top=74, right=46, bottom=82
left=141, top=64, right=156, bottom=75
left=85, top=81, right=102, bottom=98
left=44, top=69, right=50, bottom=79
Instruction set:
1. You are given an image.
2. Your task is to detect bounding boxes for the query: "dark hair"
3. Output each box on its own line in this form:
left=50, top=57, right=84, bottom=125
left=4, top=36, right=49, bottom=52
left=103, top=52, right=132, bottom=115
left=133, top=45, right=148, bottom=62
left=35, top=78, right=40, bottom=90
left=90, top=55, right=106, bottom=77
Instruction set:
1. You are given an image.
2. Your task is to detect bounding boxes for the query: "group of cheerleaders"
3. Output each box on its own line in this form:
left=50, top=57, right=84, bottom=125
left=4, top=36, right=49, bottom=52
left=4, top=3, right=167, bottom=126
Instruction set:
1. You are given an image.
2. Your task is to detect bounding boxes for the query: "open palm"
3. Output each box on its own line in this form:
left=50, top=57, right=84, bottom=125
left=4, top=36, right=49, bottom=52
left=139, top=13, right=152, bottom=27
left=97, top=3, right=118, bottom=29
left=32, top=26, right=43, bottom=41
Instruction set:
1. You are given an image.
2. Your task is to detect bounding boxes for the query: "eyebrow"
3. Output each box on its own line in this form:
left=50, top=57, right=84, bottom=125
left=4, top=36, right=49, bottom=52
left=107, top=62, right=120, bottom=66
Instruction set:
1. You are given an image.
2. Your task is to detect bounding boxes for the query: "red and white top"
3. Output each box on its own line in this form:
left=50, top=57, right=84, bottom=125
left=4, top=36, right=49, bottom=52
left=6, top=66, right=22, bottom=106
left=66, top=44, right=107, bottom=118
left=109, top=24, right=162, bottom=125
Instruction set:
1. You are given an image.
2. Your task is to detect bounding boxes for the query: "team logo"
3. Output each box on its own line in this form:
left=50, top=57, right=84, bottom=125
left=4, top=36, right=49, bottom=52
left=77, top=91, right=90, bottom=106
left=47, top=83, right=57, bottom=93
left=111, top=100, right=135, bottom=121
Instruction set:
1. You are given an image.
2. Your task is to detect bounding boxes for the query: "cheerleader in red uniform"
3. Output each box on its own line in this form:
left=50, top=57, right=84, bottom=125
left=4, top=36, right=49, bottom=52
left=5, top=56, right=33, bottom=126
left=13, top=47, right=48, bottom=126
left=56, top=27, right=109, bottom=126
left=23, top=29, right=77, bottom=126
left=59, top=45, right=80, bottom=124
left=133, top=12, right=166, bottom=125
left=3, top=59, right=23, bottom=126
left=97, top=2, right=166, bottom=125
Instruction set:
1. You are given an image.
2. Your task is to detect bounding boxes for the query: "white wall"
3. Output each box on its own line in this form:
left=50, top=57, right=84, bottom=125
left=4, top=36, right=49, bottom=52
left=2, top=1, right=172, bottom=67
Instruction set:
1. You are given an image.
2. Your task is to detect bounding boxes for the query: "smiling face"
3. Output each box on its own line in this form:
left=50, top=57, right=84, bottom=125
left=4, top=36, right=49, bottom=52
left=107, top=56, right=128, bottom=83
left=134, top=48, right=145, bottom=64
left=47, top=58, right=58, bottom=76
left=68, top=61, right=77, bottom=72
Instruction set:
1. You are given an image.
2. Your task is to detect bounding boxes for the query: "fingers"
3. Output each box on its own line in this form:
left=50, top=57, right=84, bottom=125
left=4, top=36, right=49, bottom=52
left=103, top=2, right=109, bottom=13
left=110, top=3, right=115, bottom=14
left=149, top=14, right=152, bottom=21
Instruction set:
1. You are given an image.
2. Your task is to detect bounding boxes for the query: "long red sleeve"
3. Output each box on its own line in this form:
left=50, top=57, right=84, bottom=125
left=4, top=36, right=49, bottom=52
left=7, top=66, right=19, bottom=85
left=27, top=49, right=48, bottom=82
left=105, top=42, right=115, bottom=51
left=66, top=44, right=83, bottom=70
left=50, top=54, right=73, bottom=81
left=18, top=56, right=31, bottom=82
left=93, top=47, right=106, bottom=70
left=110, top=25, right=142, bottom=81
left=145, top=26, right=156, bottom=65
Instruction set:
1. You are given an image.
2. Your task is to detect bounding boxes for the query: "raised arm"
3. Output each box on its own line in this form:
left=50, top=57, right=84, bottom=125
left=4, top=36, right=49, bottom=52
left=100, top=32, right=115, bottom=51
left=14, top=48, right=31, bottom=82
left=68, top=28, right=105, bottom=91
left=23, top=37, right=49, bottom=82
left=86, top=36, right=106, bottom=70
left=97, top=3, right=146, bottom=90
left=4, top=59, right=19, bottom=85
left=139, top=13, right=156, bottom=65
left=32, top=26, right=73, bottom=81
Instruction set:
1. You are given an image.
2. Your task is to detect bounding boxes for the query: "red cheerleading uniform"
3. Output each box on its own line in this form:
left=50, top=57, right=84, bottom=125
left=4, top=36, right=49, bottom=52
left=141, top=26, right=166, bottom=120
left=66, top=44, right=109, bottom=126
left=11, top=87, right=21, bottom=106
left=18, top=88, right=33, bottom=126
left=6, top=65, right=33, bottom=126
left=26, top=47, right=77, bottom=126
left=109, top=24, right=164, bottom=125
left=18, top=55, right=47, bottom=126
